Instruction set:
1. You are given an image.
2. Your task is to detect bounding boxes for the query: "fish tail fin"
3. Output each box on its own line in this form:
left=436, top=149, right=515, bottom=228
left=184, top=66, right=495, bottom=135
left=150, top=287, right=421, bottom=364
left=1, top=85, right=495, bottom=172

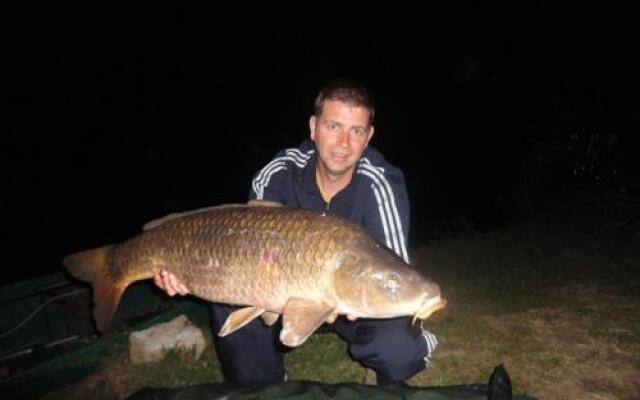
left=63, top=245, right=126, bottom=332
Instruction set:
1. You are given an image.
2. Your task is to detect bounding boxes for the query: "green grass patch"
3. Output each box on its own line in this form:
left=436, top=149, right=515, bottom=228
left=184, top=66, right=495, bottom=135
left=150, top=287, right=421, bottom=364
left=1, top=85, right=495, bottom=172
left=284, top=333, right=363, bottom=383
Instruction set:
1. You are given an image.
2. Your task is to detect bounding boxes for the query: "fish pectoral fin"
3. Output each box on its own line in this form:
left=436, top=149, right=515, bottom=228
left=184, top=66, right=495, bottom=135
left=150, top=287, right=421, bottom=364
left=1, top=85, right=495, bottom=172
left=218, top=306, right=265, bottom=337
left=260, top=311, right=280, bottom=326
left=280, top=298, right=335, bottom=347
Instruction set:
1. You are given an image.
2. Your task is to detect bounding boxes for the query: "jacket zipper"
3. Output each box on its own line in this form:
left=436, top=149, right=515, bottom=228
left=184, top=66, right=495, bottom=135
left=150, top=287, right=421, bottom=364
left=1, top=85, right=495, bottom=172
left=322, top=199, right=331, bottom=216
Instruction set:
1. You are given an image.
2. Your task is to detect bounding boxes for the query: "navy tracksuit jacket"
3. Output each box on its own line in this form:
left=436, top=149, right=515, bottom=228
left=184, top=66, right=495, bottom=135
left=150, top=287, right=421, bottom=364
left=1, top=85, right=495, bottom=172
left=211, top=140, right=433, bottom=384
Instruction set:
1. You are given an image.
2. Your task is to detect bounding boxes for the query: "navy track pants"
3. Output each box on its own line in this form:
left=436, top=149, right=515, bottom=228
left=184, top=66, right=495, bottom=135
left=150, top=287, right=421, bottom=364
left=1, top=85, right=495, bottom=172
left=211, top=303, right=429, bottom=384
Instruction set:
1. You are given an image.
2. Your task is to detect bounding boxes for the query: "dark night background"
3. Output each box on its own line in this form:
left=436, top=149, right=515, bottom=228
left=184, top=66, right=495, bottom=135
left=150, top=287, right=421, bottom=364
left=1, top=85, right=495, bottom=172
left=4, top=4, right=639, bottom=285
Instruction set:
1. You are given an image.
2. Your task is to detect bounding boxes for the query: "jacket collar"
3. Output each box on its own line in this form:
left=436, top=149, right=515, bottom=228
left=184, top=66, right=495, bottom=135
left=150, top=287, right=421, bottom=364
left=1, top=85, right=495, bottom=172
left=302, top=150, right=321, bottom=196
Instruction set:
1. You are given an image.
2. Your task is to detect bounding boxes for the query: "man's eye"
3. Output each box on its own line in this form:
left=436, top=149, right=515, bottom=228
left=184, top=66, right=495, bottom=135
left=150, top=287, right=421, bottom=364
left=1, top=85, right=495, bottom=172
left=326, top=122, right=339, bottom=131
left=351, top=127, right=367, bottom=136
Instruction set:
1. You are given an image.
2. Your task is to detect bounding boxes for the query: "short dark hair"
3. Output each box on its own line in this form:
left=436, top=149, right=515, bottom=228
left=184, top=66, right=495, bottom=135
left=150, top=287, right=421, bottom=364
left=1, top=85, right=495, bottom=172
left=314, top=79, right=375, bottom=126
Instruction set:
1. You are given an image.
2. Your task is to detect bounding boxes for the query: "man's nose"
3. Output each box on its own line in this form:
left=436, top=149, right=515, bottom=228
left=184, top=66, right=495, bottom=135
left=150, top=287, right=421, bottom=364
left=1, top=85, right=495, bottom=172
left=337, top=130, right=350, bottom=147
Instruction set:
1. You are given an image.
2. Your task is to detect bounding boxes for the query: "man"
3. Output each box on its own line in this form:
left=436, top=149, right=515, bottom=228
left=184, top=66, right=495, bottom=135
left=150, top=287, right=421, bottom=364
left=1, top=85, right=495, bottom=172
left=155, top=79, right=438, bottom=385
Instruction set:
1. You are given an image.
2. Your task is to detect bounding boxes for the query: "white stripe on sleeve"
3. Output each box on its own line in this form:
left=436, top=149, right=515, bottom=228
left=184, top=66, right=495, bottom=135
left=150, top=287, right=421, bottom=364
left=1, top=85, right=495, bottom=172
left=251, top=149, right=313, bottom=199
left=357, top=159, right=409, bottom=262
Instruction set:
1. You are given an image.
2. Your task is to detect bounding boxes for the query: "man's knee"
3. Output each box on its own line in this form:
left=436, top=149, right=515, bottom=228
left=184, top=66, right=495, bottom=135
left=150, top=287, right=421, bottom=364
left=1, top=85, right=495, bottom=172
left=349, top=319, right=429, bottom=381
left=374, top=333, right=428, bottom=382
left=210, top=304, right=285, bottom=383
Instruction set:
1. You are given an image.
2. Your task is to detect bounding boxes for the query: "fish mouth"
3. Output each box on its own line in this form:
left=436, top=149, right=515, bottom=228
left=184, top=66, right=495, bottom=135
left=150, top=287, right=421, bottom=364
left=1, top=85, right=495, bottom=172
left=412, top=295, right=447, bottom=325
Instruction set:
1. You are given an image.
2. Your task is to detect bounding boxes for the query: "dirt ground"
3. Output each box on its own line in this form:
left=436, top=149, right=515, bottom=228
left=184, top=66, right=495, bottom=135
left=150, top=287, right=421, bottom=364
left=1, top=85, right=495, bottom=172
left=409, top=189, right=640, bottom=399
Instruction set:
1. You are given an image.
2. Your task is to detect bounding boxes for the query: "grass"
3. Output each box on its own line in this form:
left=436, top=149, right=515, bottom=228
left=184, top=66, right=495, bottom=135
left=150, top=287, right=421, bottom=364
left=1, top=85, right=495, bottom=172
left=41, top=190, right=640, bottom=399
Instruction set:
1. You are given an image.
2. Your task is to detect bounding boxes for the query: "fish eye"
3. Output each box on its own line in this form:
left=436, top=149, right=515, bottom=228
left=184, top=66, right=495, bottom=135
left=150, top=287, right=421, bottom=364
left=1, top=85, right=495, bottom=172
left=384, top=273, right=400, bottom=291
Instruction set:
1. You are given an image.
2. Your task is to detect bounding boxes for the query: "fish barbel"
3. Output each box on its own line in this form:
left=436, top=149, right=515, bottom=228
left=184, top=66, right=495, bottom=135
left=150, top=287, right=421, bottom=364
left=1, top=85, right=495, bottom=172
left=63, top=201, right=446, bottom=347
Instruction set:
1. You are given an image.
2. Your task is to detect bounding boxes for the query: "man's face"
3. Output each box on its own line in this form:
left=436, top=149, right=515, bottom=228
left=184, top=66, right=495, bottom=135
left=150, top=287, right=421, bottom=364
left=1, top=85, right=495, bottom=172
left=309, top=99, right=374, bottom=178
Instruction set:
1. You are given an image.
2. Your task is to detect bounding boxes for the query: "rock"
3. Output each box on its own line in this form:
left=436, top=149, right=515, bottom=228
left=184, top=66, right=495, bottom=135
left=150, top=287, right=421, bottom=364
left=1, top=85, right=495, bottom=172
left=129, top=315, right=206, bottom=364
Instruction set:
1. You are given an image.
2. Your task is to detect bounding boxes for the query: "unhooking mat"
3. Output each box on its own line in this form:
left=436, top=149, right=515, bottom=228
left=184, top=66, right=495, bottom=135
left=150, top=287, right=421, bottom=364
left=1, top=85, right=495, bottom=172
left=128, top=365, right=537, bottom=400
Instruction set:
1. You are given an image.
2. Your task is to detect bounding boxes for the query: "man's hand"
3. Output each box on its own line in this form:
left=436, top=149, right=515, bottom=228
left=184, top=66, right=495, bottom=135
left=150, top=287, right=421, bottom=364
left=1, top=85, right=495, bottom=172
left=325, top=313, right=358, bottom=324
left=153, top=271, right=189, bottom=296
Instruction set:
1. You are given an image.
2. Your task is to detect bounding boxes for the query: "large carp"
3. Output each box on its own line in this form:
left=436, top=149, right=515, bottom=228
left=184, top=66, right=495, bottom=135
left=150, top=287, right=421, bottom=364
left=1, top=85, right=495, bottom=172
left=63, top=201, right=446, bottom=347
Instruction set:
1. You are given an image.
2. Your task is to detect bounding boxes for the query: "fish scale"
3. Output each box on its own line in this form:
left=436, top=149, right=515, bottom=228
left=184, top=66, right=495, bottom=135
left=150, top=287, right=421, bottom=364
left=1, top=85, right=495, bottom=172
left=130, top=207, right=340, bottom=309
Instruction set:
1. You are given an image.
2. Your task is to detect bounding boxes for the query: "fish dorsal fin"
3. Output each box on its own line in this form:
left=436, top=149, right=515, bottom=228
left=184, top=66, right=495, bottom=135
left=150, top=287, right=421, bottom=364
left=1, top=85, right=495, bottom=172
left=261, top=311, right=280, bottom=326
left=247, top=199, right=284, bottom=207
left=218, top=306, right=265, bottom=337
left=143, top=204, right=246, bottom=231
left=280, top=298, right=335, bottom=347
left=143, top=200, right=283, bottom=231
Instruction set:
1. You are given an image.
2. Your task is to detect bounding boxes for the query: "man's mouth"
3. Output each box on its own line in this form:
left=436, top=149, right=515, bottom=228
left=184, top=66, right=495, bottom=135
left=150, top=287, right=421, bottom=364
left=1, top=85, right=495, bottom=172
left=331, top=152, right=349, bottom=161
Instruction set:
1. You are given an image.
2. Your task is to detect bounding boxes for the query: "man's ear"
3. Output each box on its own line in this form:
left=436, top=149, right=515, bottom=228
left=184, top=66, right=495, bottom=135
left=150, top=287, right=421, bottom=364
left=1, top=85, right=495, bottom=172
left=365, top=126, right=375, bottom=147
left=309, top=115, right=317, bottom=141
